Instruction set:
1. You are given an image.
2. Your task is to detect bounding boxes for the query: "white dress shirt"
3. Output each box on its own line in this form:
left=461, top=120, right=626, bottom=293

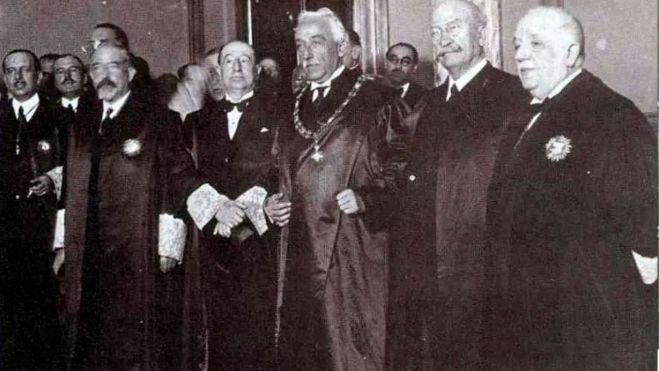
left=399, top=82, right=410, bottom=98
left=61, top=96, right=80, bottom=112
left=446, top=58, right=487, bottom=102
left=226, top=90, right=255, bottom=140
left=310, top=64, right=346, bottom=102
left=102, top=91, right=131, bottom=120
left=12, top=93, right=40, bottom=121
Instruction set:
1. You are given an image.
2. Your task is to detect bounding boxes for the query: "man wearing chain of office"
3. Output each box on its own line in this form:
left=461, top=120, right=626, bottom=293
left=264, top=7, right=400, bottom=371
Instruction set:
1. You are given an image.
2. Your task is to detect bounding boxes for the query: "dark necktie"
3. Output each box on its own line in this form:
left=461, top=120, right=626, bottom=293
left=529, top=98, right=550, bottom=116
left=15, top=106, right=26, bottom=155
left=229, top=100, right=249, bottom=112
left=448, top=84, right=459, bottom=101
left=312, top=86, right=328, bottom=108
left=98, top=107, right=113, bottom=135
left=396, top=87, right=405, bottom=97
left=66, top=103, right=75, bottom=113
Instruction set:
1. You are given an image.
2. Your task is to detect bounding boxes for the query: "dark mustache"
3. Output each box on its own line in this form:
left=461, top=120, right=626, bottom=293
left=62, top=77, right=75, bottom=84
left=96, top=78, right=116, bottom=89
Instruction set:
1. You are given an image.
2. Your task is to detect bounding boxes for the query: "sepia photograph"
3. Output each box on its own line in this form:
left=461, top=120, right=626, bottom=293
left=0, top=0, right=655, bottom=370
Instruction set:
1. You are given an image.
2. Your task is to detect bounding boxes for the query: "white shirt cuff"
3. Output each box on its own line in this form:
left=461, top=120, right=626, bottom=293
left=46, top=166, right=63, bottom=200
left=158, top=214, right=187, bottom=263
left=632, top=250, right=657, bottom=285
left=53, top=209, right=65, bottom=250
left=186, top=183, right=227, bottom=230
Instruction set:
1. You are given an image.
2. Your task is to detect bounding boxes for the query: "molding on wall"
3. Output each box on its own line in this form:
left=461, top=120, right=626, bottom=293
left=352, top=0, right=388, bottom=75
left=188, top=0, right=205, bottom=61
left=540, top=0, right=564, bottom=6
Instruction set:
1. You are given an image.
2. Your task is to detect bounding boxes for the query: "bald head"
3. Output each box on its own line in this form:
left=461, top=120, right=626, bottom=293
left=513, top=6, right=585, bottom=99
left=433, top=0, right=486, bottom=30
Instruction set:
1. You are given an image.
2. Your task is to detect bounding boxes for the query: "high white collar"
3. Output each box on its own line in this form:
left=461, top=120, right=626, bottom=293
left=102, top=90, right=131, bottom=119
left=12, top=93, right=40, bottom=121
left=448, top=58, right=488, bottom=92
left=530, top=68, right=584, bottom=104
left=226, top=89, right=254, bottom=104
left=61, top=96, right=80, bottom=112
left=309, top=64, right=346, bottom=91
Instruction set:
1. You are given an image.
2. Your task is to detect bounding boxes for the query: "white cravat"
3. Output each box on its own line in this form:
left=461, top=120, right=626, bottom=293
left=226, top=90, right=254, bottom=140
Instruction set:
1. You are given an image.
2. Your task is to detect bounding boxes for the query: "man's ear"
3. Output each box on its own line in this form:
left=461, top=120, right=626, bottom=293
left=255, top=64, right=262, bottom=76
left=565, top=43, right=581, bottom=68
left=36, top=71, right=43, bottom=86
left=337, top=38, right=347, bottom=58
left=352, top=45, right=362, bottom=60
left=127, top=66, right=136, bottom=82
left=477, top=24, right=488, bottom=49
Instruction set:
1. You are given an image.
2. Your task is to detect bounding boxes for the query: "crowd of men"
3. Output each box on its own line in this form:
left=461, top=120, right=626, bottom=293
left=0, top=1, right=656, bottom=370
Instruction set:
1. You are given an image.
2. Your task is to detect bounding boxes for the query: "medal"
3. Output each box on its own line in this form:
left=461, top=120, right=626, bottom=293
left=311, top=144, right=324, bottom=162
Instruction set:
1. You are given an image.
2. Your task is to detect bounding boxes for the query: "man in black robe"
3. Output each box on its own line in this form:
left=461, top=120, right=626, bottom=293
left=386, top=1, right=526, bottom=369
left=184, top=40, right=281, bottom=370
left=484, top=7, right=657, bottom=370
left=266, top=8, right=399, bottom=370
left=59, top=42, right=227, bottom=371
left=0, top=49, right=68, bottom=370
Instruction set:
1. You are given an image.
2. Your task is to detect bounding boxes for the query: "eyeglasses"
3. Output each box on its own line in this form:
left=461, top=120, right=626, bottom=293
left=386, top=55, right=414, bottom=67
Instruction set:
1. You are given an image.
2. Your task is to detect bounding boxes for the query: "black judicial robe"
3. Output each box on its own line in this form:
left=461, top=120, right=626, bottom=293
left=183, top=91, right=281, bottom=369
left=484, top=70, right=657, bottom=370
left=0, top=97, right=68, bottom=370
left=276, top=69, right=399, bottom=371
left=62, top=91, right=202, bottom=370
left=386, top=63, right=526, bottom=370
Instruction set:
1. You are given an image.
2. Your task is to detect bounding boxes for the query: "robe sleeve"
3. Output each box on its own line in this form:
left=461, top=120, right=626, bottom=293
left=353, top=103, right=406, bottom=229
left=590, top=100, right=657, bottom=258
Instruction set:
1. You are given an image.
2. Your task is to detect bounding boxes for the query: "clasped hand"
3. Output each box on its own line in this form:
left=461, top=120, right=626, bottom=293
left=213, top=199, right=246, bottom=237
left=29, top=175, right=53, bottom=197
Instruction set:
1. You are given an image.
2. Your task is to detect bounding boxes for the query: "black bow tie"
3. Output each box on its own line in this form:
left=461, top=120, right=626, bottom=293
left=223, top=98, right=251, bottom=113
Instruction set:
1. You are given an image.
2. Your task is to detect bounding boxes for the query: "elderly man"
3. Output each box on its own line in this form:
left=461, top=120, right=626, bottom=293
left=183, top=40, right=280, bottom=369
left=203, top=47, right=225, bottom=101
left=386, top=1, right=526, bottom=370
left=58, top=42, right=227, bottom=370
left=266, top=7, right=398, bottom=370
left=0, top=49, right=69, bottom=369
left=484, top=7, right=657, bottom=370
left=53, top=54, right=88, bottom=114
left=383, top=42, right=425, bottom=107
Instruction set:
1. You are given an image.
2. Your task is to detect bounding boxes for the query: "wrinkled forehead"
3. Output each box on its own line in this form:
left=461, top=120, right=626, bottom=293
left=388, top=45, right=414, bottom=58
left=295, top=19, right=333, bottom=42
left=54, top=56, right=83, bottom=69
left=5, top=52, right=35, bottom=69
left=91, top=45, right=129, bottom=64
left=432, top=3, right=473, bottom=26
left=221, top=42, right=255, bottom=62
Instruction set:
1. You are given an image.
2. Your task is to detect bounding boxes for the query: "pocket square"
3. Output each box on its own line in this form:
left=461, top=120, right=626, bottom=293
left=260, top=127, right=270, bottom=133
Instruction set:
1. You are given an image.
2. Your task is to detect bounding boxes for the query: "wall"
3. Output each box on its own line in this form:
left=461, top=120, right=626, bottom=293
left=387, top=0, right=657, bottom=113
left=0, top=0, right=238, bottom=77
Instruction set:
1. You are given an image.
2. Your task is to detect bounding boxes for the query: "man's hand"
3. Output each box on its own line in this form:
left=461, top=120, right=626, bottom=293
left=213, top=222, right=232, bottom=238
left=29, top=175, right=53, bottom=197
left=53, top=248, right=65, bottom=276
left=336, top=189, right=365, bottom=215
left=264, top=193, right=291, bottom=227
left=215, top=199, right=246, bottom=228
left=159, top=256, right=177, bottom=273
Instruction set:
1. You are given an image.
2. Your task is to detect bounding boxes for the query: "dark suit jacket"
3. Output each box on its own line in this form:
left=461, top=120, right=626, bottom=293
left=0, top=95, right=69, bottom=369
left=400, top=81, right=425, bottom=108
left=484, top=70, right=657, bottom=369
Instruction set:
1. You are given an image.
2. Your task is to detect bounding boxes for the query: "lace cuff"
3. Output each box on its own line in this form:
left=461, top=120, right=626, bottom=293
left=186, top=184, right=227, bottom=230
left=53, top=209, right=65, bottom=250
left=46, top=166, right=63, bottom=200
left=159, top=214, right=187, bottom=262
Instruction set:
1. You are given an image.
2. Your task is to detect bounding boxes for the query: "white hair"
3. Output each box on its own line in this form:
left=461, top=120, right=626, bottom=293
left=296, top=7, right=347, bottom=44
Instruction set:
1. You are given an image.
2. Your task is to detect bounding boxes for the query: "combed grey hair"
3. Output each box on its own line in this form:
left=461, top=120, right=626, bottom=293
left=296, top=7, right=347, bottom=44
